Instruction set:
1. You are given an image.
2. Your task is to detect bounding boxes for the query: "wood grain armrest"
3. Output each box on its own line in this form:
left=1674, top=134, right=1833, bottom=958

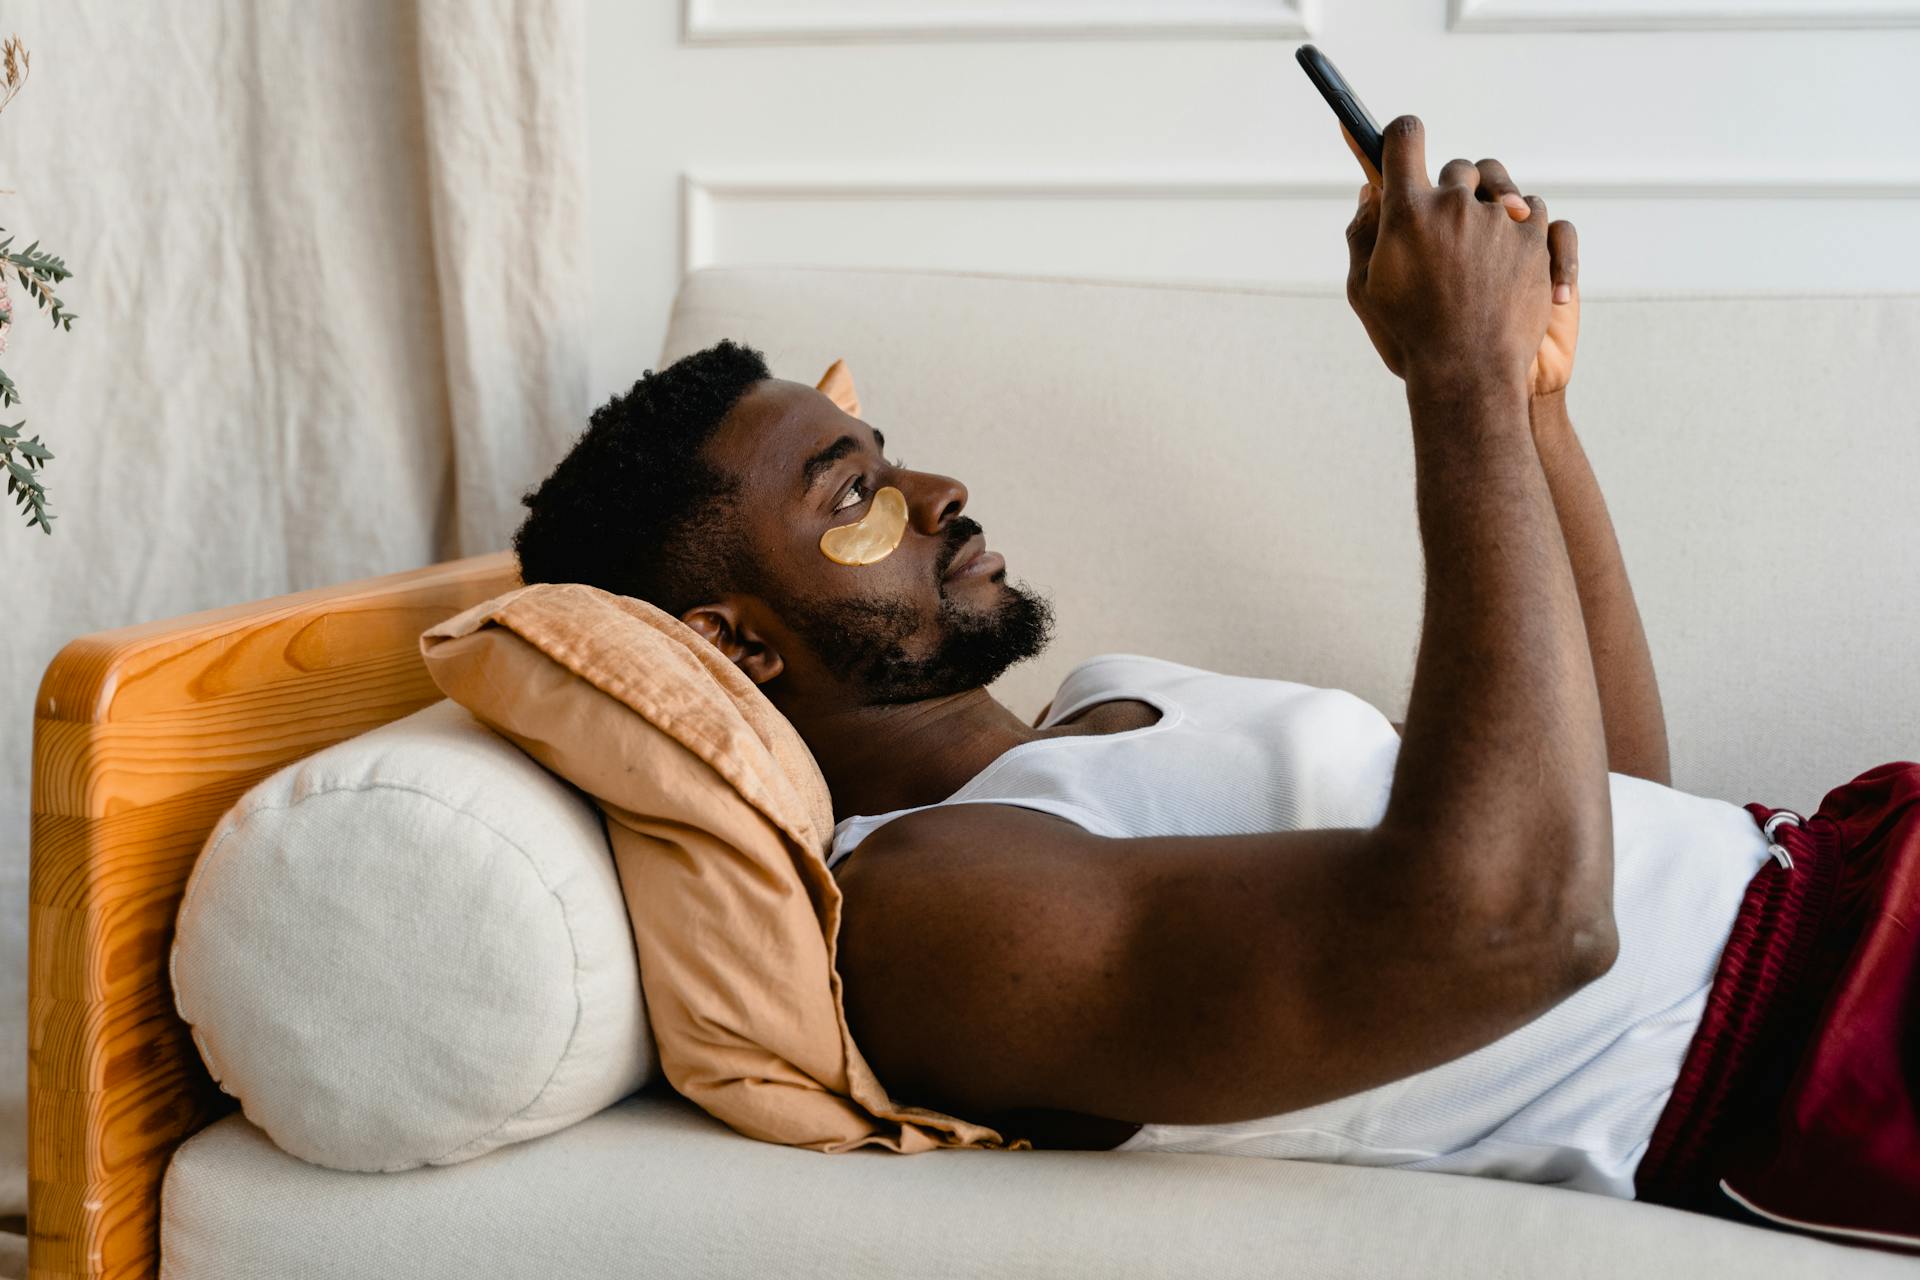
left=28, top=551, right=520, bottom=1279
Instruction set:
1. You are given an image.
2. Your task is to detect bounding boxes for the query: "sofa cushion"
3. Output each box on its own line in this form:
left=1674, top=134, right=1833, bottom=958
left=169, top=698, right=657, bottom=1172
left=159, top=1089, right=1917, bottom=1280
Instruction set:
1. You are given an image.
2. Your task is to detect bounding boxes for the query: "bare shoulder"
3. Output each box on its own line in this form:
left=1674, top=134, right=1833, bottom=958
left=832, top=802, right=1139, bottom=1120
left=833, top=808, right=1144, bottom=1147
left=837, top=800, right=1083, bottom=883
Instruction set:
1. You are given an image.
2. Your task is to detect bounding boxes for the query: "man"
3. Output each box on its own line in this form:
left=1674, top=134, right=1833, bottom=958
left=514, top=117, right=1917, bottom=1249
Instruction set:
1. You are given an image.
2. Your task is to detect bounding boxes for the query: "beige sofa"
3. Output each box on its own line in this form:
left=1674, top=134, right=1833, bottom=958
left=32, top=266, right=1920, bottom=1277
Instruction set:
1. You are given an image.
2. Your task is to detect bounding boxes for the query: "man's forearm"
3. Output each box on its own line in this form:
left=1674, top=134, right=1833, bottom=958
left=1528, top=389, right=1672, bottom=786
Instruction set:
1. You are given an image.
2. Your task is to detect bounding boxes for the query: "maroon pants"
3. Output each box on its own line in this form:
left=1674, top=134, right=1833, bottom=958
left=1634, top=760, right=1920, bottom=1253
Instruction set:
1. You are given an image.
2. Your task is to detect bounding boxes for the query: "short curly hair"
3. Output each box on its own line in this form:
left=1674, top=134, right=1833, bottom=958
left=512, top=338, right=772, bottom=617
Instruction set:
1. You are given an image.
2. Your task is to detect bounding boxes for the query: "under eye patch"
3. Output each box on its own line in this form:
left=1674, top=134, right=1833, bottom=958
left=820, top=485, right=906, bottom=565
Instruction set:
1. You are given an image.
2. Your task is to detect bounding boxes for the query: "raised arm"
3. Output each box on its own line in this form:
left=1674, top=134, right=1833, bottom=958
left=1346, top=119, right=1615, bottom=947
left=1438, top=159, right=1670, bottom=785
left=1528, top=389, right=1671, bottom=785
left=1383, top=163, right=1670, bottom=784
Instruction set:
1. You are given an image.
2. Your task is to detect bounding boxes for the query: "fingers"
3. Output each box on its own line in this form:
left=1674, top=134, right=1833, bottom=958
left=1548, top=219, right=1579, bottom=303
left=1379, top=115, right=1431, bottom=205
left=1436, top=158, right=1480, bottom=192
left=1473, top=157, right=1532, bottom=222
left=1521, top=193, right=1550, bottom=237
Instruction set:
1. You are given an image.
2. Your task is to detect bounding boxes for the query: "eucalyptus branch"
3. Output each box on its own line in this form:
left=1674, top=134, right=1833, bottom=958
left=3, top=238, right=75, bottom=330
left=0, top=35, right=78, bottom=534
left=0, top=417, right=52, bottom=533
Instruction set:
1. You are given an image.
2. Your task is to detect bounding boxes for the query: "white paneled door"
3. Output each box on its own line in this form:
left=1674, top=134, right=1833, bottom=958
left=587, top=0, right=1920, bottom=399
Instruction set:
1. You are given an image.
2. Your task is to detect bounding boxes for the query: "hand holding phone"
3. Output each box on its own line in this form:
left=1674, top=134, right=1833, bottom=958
left=1340, top=116, right=1553, bottom=390
left=1301, top=45, right=1581, bottom=396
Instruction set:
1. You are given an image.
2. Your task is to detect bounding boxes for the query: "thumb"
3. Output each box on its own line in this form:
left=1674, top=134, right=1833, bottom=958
left=1346, top=182, right=1380, bottom=257
left=1345, top=183, right=1380, bottom=295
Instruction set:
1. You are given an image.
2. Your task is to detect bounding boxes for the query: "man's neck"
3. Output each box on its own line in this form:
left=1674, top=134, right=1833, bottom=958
left=787, top=686, right=1049, bottom=826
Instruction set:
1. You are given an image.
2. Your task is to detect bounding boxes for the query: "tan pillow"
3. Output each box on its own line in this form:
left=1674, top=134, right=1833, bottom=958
left=419, top=568, right=1028, bottom=1154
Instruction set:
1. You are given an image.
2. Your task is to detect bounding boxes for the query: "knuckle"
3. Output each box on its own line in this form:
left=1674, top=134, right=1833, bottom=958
left=1387, top=114, right=1422, bottom=138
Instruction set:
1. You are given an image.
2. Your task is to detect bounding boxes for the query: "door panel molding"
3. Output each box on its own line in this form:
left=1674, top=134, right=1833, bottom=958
left=1450, top=0, right=1920, bottom=31
left=684, top=0, right=1317, bottom=43
left=681, top=170, right=1920, bottom=289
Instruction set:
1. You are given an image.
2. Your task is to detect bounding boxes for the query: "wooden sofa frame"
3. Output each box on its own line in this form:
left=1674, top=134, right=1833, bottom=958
left=28, top=551, right=521, bottom=1279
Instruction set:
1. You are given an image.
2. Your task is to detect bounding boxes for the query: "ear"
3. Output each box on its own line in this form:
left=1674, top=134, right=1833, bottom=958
left=680, top=599, right=786, bottom=686
left=816, top=357, right=861, bottom=418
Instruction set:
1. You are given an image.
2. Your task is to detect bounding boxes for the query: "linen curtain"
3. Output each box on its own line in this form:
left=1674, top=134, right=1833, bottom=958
left=0, top=1, right=589, bottom=1263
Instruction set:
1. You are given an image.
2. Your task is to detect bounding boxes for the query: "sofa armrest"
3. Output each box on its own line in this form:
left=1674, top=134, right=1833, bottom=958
left=28, top=551, right=519, bottom=1279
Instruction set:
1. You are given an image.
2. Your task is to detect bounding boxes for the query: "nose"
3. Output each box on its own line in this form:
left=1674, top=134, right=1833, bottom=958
left=899, top=467, right=967, bottom=536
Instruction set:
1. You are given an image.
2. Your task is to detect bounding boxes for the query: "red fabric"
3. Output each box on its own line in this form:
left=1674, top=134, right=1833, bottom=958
left=1634, top=760, right=1920, bottom=1252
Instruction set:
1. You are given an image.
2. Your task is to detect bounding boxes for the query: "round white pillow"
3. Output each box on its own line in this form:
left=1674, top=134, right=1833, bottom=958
left=170, top=697, right=658, bottom=1172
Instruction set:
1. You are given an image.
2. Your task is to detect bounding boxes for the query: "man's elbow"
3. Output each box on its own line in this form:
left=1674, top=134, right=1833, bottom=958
left=1561, top=911, right=1621, bottom=989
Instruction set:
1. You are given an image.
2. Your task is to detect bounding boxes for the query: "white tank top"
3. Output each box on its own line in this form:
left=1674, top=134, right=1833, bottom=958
left=827, top=653, right=1774, bottom=1198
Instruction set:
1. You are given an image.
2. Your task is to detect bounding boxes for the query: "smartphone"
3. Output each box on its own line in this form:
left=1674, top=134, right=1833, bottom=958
left=1295, top=44, right=1385, bottom=188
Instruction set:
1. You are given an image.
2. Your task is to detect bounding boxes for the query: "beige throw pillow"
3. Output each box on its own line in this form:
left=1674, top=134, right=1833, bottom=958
left=419, top=578, right=1030, bottom=1153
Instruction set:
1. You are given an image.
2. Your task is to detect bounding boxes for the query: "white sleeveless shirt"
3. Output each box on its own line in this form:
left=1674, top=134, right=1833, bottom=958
left=826, top=653, right=1774, bottom=1198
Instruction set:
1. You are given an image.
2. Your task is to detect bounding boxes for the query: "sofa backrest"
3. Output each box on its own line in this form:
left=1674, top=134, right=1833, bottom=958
left=659, top=266, right=1919, bottom=815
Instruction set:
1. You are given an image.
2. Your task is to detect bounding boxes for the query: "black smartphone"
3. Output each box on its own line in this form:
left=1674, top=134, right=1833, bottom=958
left=1295, top=44, right=1385, bottom=187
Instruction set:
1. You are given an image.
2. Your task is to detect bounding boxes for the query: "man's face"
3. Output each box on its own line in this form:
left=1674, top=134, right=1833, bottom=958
left=696, top=377, right=1054, bottom=705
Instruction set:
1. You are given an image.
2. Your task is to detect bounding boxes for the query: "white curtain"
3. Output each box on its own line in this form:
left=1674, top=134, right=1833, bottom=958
left=0, top=0, right=588, bottom=1258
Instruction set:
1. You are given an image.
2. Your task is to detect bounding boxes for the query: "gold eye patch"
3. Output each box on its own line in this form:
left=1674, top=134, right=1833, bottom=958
left=820, top=485, right=906, bottom=565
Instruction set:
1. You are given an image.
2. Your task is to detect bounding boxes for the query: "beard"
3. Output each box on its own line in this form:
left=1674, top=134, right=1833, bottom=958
left=775, top=568, right=1057, bottom=706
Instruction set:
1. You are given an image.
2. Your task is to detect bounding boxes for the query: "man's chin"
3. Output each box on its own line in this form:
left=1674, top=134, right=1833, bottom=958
left=869, top=579, right=1057, bottom=703
left=934, top=579, right=1057, bottom=681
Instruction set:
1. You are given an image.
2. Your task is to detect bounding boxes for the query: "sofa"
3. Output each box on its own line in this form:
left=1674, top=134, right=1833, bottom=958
left=28, top=264, right=1920, bottom=1278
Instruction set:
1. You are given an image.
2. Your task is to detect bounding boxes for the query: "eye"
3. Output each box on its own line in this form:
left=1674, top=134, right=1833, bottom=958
left=832, top=458, right=905, bottom=514
left=832, top=475, right=871, bottom=514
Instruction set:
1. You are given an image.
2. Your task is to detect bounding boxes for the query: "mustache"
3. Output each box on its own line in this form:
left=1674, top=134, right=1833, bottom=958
left=938, top=516, right=985, bottom=580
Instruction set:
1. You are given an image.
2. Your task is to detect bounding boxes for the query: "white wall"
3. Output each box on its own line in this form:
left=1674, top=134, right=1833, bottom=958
left=586, top=0, right=1920, bottom=401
